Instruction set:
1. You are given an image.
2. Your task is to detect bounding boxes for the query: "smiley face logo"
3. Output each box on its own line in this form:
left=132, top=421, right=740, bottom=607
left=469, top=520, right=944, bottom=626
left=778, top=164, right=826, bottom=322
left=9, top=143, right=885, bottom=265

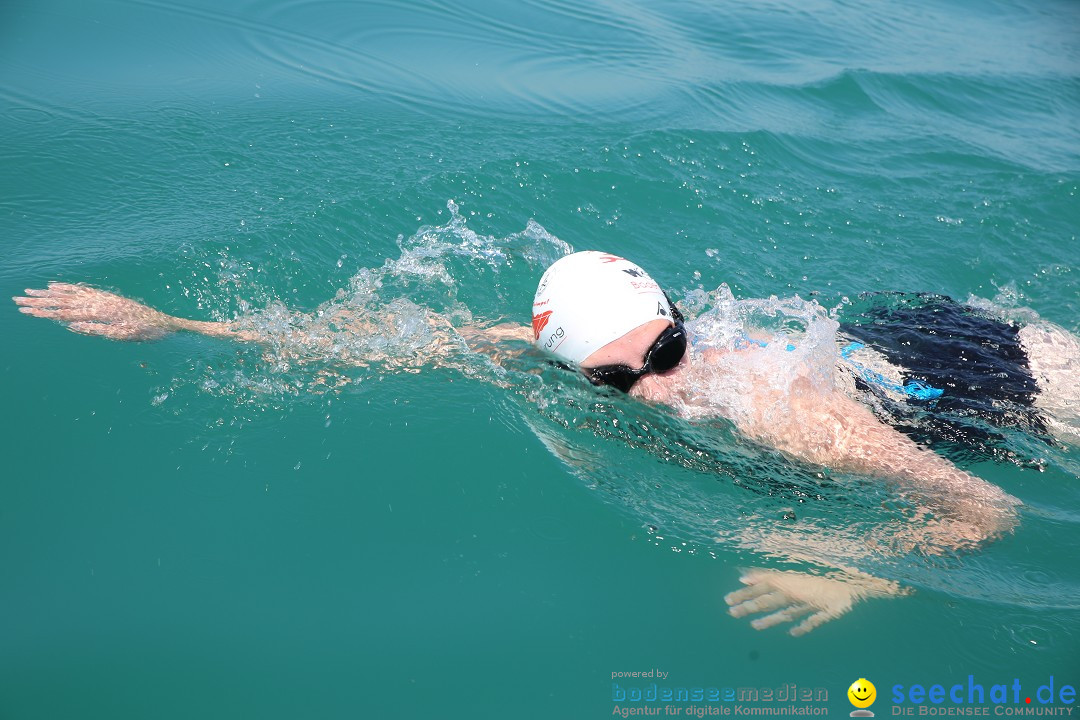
left=848, top=678, right=876, bottom=709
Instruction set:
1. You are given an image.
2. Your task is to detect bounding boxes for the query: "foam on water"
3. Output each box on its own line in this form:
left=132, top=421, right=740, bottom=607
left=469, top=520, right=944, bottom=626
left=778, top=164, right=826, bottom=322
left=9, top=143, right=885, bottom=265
left=674, top=287, right=844, bottom=426
left=147, top=201, right=559, bottom=414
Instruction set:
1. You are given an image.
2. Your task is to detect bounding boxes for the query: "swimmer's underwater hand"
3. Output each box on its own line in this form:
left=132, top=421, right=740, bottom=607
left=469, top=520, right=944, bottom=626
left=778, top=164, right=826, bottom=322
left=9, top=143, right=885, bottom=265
left=458, top=322, right=533, bottom=345
left=724, top=568, right=907, bottom=637
left=15, top=283, right=173, bottom=340
left=14, top=283, right=259, bottom=342
left=457, top=322, right=533, bottom=363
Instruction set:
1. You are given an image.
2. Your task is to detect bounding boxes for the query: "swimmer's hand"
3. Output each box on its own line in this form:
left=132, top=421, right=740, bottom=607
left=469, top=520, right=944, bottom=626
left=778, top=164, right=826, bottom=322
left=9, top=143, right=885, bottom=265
left=458, top=322, right=533, bottom=346
left=14, top=282, right=256, bottom=342
left=15, top=283, right=176, bottom=340
left=724, top=567, right=907, bottom=636
left=457, top=322, right=533, bottom=364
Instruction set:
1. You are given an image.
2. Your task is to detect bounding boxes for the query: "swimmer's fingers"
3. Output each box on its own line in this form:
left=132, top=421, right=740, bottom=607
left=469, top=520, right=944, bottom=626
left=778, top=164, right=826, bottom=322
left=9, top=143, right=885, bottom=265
left=726, top=568, right=903, bottom=636
left=15, top=283, right=84, bottom=301
left=749, top=603, right=815, bottom=631
left=15, top=293, right=170, bottom=340
left=17, top=284, right=176, bottom=338
left=789, top=610, right=837, bottom=637
left=15, top=286, right=104, bottom=315
left=15, top=295, right=67, bottom=309
left=18, top=305, right=111, bottom=323
left=723, top=576, right=773, bottom=606
left=726, top=590, right=789, bottom=618
left=17, top=306, right=72, bottom=318
left=21, top=283, right=76, bottom=296
left=46, top=282, right=90, bottom=293
left=13, top=291, right=82, bottom=312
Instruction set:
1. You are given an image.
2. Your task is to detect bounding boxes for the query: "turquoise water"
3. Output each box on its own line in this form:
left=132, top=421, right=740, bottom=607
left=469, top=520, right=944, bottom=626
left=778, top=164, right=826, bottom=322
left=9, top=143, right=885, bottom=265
left=2, top=0, right=1079, bottom=717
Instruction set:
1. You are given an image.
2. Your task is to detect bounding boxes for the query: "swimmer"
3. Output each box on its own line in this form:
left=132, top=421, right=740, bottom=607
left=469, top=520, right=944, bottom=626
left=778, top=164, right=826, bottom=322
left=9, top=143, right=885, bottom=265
left=14, top=251, right=1079, bottom=635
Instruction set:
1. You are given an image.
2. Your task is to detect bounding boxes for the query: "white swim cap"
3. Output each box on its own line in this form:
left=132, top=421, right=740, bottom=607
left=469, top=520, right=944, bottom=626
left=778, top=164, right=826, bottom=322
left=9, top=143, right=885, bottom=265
left=531, top=251, right=676, bottom=364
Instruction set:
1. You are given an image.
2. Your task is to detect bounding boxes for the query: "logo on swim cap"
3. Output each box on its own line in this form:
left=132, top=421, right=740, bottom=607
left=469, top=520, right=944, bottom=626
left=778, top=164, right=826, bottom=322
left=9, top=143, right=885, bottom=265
left=531, top=310, right=553, bottom=341
left=531, top=251, right=675, bottom=364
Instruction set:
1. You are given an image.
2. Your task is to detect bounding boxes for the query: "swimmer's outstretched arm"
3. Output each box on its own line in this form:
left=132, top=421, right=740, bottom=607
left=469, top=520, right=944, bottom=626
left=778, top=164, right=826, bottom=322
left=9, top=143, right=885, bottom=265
left=13, top=282, right=531, bottom=360
left=14, top=283, right=261, bottom=342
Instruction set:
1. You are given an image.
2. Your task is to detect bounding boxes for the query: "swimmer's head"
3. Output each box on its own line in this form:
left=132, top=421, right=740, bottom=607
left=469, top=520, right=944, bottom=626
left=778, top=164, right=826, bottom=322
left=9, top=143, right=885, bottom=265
left=531, top=251, right=679, bottom=365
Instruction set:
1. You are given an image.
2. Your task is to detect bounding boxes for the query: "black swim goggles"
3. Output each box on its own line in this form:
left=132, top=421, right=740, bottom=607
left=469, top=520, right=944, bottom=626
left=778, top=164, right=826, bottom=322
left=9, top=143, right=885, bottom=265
left=584, top=306, right=687, bottom=393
